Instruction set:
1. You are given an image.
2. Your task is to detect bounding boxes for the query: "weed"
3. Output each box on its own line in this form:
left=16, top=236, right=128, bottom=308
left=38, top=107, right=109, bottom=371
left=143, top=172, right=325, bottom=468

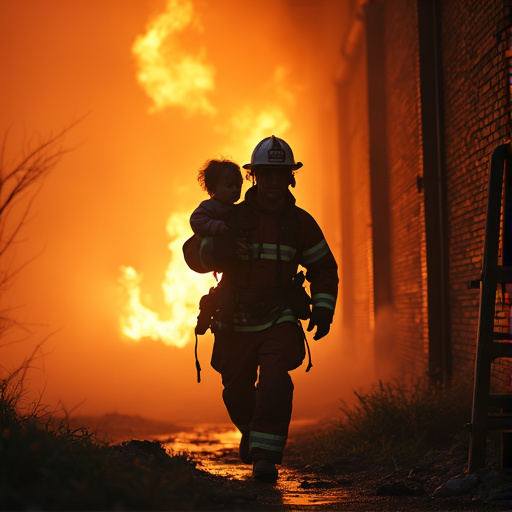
left=0, top=358, right=240, bottom=510
left=296, top=376, right=473, bottom=466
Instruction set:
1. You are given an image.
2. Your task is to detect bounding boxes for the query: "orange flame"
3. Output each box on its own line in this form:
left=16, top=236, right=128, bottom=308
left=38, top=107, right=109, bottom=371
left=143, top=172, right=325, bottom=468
left=122, top=0, right=297, bottom=348
left=132, top=0, right=216, bottom=115
left=119, top=212, right=216, bottom=347
left=119, top=103, right=290, bottom=348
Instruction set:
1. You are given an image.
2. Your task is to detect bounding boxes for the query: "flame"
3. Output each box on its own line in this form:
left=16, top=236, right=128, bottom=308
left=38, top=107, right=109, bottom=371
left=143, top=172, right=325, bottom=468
left=119, top=100, right=290, bottom=348
left=119, top=212, right=216, bottom=348
left=132, top=0, right=216, bottom=115
left=119, top=109, right=293, bottom=348
left=123, top=0, right=298, bottom=348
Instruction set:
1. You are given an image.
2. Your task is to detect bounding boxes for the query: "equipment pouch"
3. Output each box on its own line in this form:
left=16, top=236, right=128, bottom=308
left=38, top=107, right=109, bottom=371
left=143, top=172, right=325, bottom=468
left=195, top=287, right=218, bottom=335
left=289, top=271, right=312, bottom=320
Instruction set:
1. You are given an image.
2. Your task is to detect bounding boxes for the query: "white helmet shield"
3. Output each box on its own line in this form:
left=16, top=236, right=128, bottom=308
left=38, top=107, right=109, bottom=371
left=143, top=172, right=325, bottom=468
left=243, top=135, right=303, bottom=170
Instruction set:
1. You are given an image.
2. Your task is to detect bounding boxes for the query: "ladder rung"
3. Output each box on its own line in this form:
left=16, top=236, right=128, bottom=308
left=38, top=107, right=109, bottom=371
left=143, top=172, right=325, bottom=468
left=493, top=265, right=512, bottom=283
left=487, top=414, right=512, bottom=431
left=489, top=394, right=512, bottom=408
left=491, top=341, right=512, bottom=359
left=493, top=332, right=512, bottom=340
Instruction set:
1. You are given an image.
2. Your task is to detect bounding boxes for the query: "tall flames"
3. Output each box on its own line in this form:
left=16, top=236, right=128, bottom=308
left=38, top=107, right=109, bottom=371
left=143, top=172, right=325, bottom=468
left=132, top=0, right=216, bottom=116
left=120, top=0, right=294, bottom=348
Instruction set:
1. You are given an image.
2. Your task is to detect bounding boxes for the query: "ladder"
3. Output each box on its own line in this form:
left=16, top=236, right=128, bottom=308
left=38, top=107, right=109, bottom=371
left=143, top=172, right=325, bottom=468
left=468, top=143, right=512, bottom=472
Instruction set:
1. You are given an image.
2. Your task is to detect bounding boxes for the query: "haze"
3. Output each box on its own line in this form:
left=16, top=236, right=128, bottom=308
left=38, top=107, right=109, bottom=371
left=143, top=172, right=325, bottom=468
left=0, top=0, right=374, bottom=425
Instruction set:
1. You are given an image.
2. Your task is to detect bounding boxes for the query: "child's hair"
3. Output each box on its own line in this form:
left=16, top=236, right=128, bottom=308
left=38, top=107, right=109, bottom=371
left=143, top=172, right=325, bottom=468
left=197, top=159, right=242, bottom=196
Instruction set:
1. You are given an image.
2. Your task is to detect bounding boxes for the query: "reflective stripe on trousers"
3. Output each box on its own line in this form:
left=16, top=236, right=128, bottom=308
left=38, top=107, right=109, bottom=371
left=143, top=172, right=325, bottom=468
left=250, top=430, right=287, bottom=453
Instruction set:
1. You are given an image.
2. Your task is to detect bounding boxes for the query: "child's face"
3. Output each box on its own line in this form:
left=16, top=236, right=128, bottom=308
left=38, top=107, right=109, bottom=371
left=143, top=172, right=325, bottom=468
left=212, top=171, right=242, bottom=205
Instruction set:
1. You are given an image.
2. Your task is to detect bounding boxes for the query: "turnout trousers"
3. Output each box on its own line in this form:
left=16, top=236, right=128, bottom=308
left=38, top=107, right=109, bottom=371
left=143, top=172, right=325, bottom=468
left=211, top=321, right=305, bottom=464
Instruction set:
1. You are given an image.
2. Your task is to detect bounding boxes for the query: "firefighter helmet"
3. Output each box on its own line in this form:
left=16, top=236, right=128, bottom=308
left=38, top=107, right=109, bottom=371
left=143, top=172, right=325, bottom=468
left=243, top=135, right=303, bottom=171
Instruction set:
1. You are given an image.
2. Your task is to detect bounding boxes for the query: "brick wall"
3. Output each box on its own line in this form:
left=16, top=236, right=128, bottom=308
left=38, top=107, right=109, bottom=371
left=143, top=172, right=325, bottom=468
left=440, top=0, right=510, bottom=388
left=340, top=0, right=511, bottom=390
left=384, top=0, right=429, bottom=377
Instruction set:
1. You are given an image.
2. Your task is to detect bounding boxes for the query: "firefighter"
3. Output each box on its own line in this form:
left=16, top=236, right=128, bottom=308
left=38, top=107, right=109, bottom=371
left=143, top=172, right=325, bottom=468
left=183, top=136, right=338, bottom=482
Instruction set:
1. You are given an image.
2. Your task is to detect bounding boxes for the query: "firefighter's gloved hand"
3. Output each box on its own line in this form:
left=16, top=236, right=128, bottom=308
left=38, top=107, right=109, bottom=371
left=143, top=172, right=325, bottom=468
left=307, top=307, right=333, bottom=340
left=235, top=238, right=249, bottom=260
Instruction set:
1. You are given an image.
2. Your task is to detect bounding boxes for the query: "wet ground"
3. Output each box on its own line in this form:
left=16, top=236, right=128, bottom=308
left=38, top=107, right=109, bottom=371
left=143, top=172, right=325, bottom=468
left=154, top=423, right=511, bottom=511
left=71, top=415, right=511, bottom=510
left=158, top=421, right=350, bottom=509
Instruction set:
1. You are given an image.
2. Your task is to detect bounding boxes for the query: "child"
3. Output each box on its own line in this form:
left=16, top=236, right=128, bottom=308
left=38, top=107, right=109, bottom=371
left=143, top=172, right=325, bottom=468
left=190, top=159, right=243, bottom=236
left=190, top=159, right=244, bottom=343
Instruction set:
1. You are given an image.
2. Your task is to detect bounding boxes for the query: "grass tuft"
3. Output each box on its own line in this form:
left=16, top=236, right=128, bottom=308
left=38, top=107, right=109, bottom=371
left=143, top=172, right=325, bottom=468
left=296, top=376, right=473, bottom=466
left=0, top=359, right=242, bottom=510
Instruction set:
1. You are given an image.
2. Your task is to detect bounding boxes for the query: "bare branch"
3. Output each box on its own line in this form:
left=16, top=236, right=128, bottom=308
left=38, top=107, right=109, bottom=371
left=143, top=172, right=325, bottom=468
left=0, top=119, right=81, bottom=341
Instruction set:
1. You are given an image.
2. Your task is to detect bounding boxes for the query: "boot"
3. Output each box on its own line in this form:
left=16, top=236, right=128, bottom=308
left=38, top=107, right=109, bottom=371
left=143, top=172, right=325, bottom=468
left=253, top=459, right=278, bottom=482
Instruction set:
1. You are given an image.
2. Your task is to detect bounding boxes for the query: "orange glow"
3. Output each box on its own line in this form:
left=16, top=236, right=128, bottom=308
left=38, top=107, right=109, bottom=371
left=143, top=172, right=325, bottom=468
left=223, top=106, right=291, bottom=161
left=132, top=0, right=216, bottom=115
left=0, top=0, right=372, bottom=426
left=119, top=105, right=289, bottom=348
left=118, top=103, right=292, bottom=349
left=119, top=212, right=216, bottom=347
left=124, top=2, right=294, bottom=348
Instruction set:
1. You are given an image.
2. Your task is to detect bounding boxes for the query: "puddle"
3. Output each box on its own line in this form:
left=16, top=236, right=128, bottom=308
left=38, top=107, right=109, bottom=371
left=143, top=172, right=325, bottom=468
left=158, top=422, right=350, bottom=507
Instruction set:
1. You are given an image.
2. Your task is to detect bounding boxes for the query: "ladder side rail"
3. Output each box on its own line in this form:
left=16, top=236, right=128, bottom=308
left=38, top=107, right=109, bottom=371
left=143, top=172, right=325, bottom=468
left=500, top=146, right=512, bottom=470
left=503, top=146, right=512, bottom=268
left=469, top=144, right=509, bottom=472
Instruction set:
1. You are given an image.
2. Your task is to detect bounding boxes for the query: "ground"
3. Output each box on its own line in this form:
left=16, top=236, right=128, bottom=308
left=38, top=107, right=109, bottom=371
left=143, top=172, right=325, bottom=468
left=70, top=414, right=512, bottom=511
left=190, top=439, right=512, bottom=511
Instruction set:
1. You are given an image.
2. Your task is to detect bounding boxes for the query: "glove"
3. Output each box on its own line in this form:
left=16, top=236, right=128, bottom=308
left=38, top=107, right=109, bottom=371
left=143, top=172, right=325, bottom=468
left=213, top=234, right=250, bottom=266
left=234, top=238, right=249, bottom=260
left=307, top=307, right=333, bottom=340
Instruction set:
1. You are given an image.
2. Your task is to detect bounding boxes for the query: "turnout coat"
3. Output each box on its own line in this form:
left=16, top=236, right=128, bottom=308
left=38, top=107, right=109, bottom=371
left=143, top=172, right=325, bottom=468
left=183, top=186, right=338, bottom=332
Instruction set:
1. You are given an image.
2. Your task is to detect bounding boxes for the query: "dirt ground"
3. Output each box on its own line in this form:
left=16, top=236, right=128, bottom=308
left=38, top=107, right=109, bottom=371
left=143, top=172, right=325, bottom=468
left=193, top=441, right=512, bottom=511
left=75, top=414, right=512, bottom=511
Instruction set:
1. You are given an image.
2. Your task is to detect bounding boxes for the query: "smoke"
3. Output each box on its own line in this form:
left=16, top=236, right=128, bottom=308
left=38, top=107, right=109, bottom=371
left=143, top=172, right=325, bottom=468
left=0, top=0, right=373, bottom=425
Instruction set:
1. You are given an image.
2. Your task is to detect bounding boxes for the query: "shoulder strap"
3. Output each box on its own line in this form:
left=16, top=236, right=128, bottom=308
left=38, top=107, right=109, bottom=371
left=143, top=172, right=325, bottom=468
left=280, top=205, right=301, bottom=254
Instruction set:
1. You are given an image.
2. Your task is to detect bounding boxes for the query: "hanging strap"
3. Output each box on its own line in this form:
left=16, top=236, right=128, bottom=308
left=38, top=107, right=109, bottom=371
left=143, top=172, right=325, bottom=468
left=195, top=332, right=202, bottom=383
left=297, top=321, right=313, bottom=372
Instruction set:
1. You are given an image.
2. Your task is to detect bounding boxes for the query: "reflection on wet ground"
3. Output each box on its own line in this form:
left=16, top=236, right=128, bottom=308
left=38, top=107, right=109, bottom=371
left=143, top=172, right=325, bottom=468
left=158, top=422, right=350, bottom=508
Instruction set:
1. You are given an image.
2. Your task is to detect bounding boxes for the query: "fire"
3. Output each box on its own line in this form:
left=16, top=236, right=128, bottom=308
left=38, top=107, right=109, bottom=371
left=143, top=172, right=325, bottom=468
left=119, top=212, right=216, bottom=348
left=122, top=0, right=297, bottom=348
left=132, top=0, right=216, bottom=115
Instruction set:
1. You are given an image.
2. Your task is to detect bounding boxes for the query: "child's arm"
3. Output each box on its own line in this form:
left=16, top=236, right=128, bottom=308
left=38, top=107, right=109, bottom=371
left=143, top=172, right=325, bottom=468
left=190, top=204, right=228, bottom=236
